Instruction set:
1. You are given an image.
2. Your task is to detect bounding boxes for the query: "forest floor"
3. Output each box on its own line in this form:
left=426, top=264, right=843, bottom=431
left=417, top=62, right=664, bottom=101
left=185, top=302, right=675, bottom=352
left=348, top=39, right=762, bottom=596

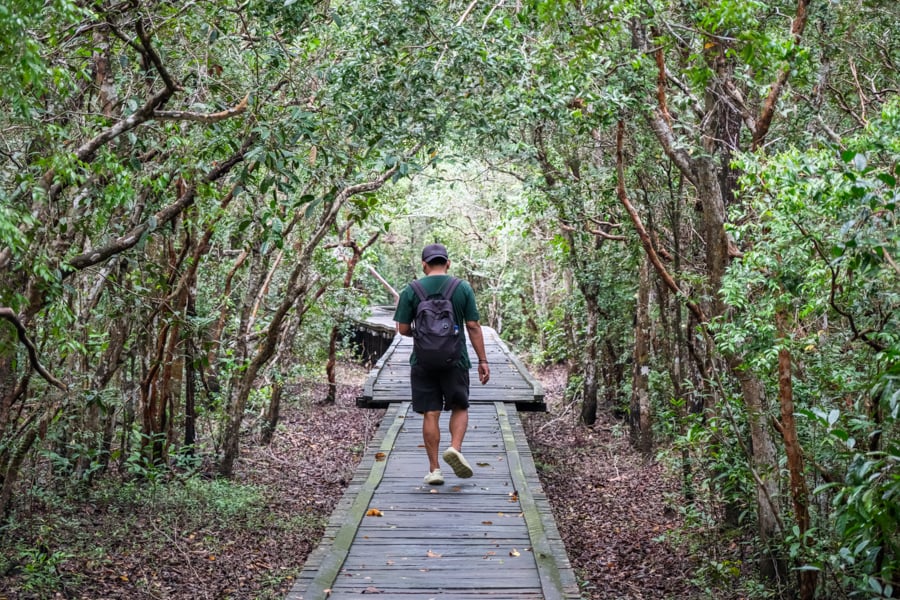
left=0, top=363, right=700, bottom=599
left=521, top=367, right=700, bottom=599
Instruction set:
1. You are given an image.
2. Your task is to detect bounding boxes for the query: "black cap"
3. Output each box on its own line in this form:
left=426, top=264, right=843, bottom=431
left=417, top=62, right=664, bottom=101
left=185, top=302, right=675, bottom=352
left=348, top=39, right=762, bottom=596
left=421, top=243, right=449, bottom=263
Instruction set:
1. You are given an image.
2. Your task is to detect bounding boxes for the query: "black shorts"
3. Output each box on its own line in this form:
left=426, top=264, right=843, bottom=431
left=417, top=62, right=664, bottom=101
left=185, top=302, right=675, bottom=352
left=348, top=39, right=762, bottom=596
left=410, top=365, right=470, bottom=413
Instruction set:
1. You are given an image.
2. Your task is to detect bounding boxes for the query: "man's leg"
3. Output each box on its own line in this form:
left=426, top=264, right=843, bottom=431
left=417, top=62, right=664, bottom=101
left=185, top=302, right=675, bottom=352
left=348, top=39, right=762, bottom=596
left=422, top=410, right=442, bottom=472
left=440, top=367, right=474, bottom=478
left=442, top=410, right=473, bottom=479
left=448, top=408, right=468, bottom=451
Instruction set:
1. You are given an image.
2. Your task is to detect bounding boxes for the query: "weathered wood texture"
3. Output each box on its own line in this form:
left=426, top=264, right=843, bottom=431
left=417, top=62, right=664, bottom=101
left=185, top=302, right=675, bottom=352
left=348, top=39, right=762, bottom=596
left=347, top=306, right=397, bottom=366
left=288, top=402, right=580, bottom=599
left=357, top=327, right=545, bottom=411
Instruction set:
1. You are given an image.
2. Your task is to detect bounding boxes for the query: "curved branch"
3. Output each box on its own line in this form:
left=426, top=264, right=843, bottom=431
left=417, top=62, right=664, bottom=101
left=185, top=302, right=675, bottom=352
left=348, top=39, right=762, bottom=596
left=153, top=94, right=249, bottom=123
left=0, top=308, right=67, bottom=390
left=560, top=222, right=627, bottom=242
left=616, top=120, right=707, bottom=323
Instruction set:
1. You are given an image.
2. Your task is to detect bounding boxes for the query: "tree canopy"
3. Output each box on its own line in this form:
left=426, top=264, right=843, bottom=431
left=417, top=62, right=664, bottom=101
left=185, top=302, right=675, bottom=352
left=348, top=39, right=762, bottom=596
left=1, top=0, right=899, bottom=597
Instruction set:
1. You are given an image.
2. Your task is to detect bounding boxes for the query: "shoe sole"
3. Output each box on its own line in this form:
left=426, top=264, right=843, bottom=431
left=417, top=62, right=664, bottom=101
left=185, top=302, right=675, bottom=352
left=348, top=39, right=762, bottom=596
left=424, top=476, right=444, bottom=485
left=442, top=448, right=473, bottom=478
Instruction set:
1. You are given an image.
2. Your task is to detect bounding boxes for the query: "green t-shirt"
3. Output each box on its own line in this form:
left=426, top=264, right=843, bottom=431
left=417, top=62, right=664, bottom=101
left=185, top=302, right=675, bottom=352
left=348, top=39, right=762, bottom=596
left=393, top=275, right=480, bottom=368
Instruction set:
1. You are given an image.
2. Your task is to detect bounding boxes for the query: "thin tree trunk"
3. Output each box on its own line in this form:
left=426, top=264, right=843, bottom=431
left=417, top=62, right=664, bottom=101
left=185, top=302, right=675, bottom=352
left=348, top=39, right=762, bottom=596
left=324, top=326, right=340, bottom=405
left=326, top=231, right=378, bottom=403
left=630, top=257, right=653, bottom=454
left=776, top=309, right=816, bottom=599
left=729, top=357, right=784, bottom=581
left=580, top=294, right=600, bottom=425
left=184, top=290, right=197, bottom=450
left=260, top=381, right=283, bottom=445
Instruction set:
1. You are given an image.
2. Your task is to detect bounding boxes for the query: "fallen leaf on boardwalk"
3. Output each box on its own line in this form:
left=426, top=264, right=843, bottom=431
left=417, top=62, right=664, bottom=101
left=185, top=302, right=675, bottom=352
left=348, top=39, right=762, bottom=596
left=510, top=548, right=521, bottom=557
left=426, top=549, right=442, bottom=558
left=451, top=485, right=462, bottom=492
left=386, top=560, right=394, bottom=565
left=482, top=521, right=493, bottom=525
left=429, top=489, right=438, bottom=494
left=374, top=452, right=386, bottom=461
left=366, top=508, right=383, bottom=517
left=509, top=491, right=519, bottom=502
left=484, top=551, right=496, bottom=558
left=476, top=462, right=490, bottom=467
left=361, top=586, right=381, bottom=594
left=324, top=589, right=331, bottom=597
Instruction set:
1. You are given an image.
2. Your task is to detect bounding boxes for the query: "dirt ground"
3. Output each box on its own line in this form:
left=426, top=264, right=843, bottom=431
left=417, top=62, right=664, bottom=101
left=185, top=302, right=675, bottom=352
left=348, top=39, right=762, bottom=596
left=0, top=363, right=698, bottom=599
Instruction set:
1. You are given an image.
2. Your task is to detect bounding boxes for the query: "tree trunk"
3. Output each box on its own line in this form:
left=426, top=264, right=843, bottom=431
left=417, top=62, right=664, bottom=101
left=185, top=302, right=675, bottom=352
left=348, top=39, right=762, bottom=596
left=630, top=258, right=653, bottom=454
left=184, top=289, right=197, bottom=450
left=729, top=357, right=784, bottom=581
left=579, top=293, right=601, bottom=425
left=776, top=309, right=816, bottom=599
left=324, top=326, right=340, bottom=405
left=260, top=381, right=283, bottom=445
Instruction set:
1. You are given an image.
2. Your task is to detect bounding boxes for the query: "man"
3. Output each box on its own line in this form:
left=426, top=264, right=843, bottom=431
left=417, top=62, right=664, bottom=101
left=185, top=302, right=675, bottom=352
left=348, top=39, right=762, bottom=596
left=394, top=243, right=491, bottom=485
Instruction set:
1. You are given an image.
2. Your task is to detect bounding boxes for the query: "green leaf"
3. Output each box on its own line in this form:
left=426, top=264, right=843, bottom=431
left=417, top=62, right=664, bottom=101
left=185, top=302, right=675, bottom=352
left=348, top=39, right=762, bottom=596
left=876, top=173, right=897, bottom=187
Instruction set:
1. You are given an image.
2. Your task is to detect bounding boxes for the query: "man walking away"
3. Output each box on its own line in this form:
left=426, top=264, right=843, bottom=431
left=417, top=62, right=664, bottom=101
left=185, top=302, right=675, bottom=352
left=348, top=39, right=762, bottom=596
left=394, top=243, right=491, bottom=485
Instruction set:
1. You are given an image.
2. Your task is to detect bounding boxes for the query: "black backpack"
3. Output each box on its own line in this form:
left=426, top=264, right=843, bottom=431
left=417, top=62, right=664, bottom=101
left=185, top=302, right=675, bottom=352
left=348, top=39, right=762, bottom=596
left=410, top=277, right=463, bottom=370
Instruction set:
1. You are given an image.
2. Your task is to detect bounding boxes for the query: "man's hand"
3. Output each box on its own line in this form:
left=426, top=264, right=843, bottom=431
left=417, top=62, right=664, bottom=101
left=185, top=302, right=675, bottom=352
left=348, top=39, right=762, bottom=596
left=478, top=362, right=490, bottom=385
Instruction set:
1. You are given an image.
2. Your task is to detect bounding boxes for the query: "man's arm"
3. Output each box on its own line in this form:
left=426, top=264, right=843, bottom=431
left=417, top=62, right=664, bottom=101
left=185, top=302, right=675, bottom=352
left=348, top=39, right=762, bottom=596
left=396, top=322, right=412, bottom=337
left=465, top=320, right=490, bottom=385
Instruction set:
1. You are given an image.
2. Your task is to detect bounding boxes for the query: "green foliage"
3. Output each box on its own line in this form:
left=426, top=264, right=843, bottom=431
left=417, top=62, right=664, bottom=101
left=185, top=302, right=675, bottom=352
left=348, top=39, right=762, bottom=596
left=719, top=100, right=900, bottom=595
left=12, top=544, right=73, bottom=596
left=1, top=0, right=898, bottom=595
left=0, top=0, right=86, bottom=117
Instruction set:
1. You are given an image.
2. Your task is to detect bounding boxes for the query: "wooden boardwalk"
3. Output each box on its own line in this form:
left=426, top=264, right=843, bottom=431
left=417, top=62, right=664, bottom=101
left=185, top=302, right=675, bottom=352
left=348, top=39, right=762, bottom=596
left=288, top=330, right=579, bottom=599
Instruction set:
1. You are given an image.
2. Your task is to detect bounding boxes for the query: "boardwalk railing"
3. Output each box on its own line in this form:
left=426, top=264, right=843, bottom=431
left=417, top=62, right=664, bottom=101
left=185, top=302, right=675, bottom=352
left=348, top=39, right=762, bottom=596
left=289, top=328, right=578, bottom=599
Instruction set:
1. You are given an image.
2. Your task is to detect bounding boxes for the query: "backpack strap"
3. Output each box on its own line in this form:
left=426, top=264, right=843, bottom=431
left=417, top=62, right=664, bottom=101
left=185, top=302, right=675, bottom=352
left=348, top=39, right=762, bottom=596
left=410, top=277, right=461, bottom=302
left=441, top=276, right=461, bottom=300
left=410, top=279, right=428, bottom=302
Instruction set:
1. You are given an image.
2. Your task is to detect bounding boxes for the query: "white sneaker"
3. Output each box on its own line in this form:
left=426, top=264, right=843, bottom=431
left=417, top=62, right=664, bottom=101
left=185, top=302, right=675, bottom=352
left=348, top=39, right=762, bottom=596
left=423, top=469, right=444, bottom=485
left=442, top=447, right=473, bottom=478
